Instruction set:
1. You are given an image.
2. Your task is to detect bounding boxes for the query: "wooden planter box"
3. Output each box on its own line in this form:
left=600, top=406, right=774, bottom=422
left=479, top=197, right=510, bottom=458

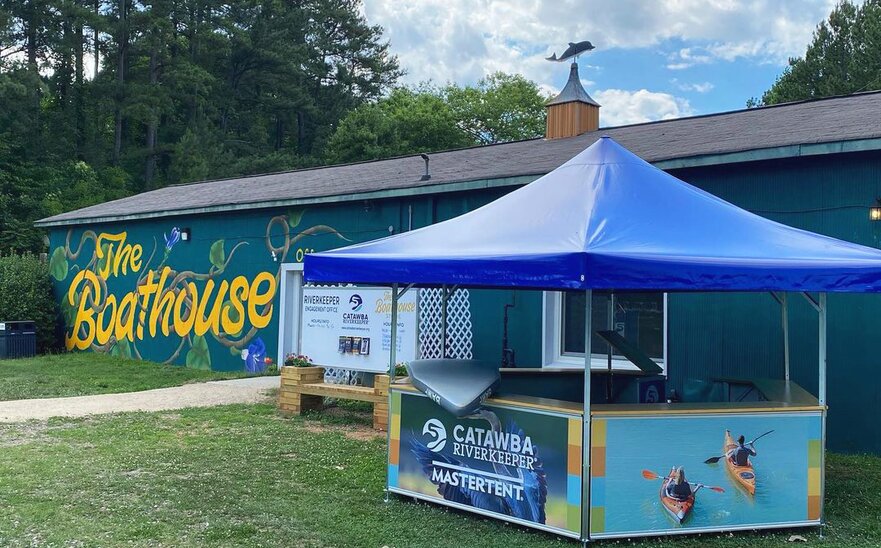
left=278, top=366, right=391, bottom=431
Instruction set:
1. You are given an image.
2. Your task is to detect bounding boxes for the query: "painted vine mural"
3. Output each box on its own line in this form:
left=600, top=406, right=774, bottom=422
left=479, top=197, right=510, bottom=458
left=48, top=210, right=347, bottom=371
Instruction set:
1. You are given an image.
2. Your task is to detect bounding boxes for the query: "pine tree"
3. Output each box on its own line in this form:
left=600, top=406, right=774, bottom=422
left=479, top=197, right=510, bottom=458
left=757, top=0, right=881, bottom=105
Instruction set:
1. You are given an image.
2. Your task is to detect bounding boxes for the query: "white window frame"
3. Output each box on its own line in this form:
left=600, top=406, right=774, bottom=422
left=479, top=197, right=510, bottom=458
left=276, top=263, right=305, bottom=362
left=541, top=291, right=668, bottom=374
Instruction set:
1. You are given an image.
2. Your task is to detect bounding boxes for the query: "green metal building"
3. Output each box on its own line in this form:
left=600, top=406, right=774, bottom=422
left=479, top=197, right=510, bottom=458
left=37, top=90, right=881, bottom=453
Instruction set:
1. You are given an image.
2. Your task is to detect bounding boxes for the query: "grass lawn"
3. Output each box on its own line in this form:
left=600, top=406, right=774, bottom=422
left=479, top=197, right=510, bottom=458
left=0, top=354, right=252, bottom=401
left=0, top=402, right=878, bottom=547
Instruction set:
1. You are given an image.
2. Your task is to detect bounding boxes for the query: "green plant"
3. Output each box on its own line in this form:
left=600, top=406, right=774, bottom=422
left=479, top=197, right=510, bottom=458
left=284, top=354, right=313, bottom=368
left=394, top=362, right=409, bottom=377
left=263, top=360, right=279, bottom=375
left=0, top=253, right=59, bottom=351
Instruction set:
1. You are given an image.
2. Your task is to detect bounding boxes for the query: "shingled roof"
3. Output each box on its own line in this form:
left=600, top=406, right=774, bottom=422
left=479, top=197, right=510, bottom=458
left=37, top=91, right=881, bottom=227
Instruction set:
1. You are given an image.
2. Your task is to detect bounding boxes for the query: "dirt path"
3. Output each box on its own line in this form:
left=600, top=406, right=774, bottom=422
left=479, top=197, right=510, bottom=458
left=0, top=376, right=278, bottom=422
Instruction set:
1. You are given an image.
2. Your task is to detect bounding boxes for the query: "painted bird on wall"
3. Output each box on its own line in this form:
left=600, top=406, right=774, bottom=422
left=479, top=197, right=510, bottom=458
left=546, top=40, right=595, bottom=62
left=409, top=409, right=548, bottom=523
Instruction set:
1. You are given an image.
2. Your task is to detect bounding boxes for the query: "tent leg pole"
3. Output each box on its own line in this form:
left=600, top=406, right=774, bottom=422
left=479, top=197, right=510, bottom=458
left=818, top=293, right=827, bottom=406
left=782, top=292, right=790, bottom=382
left=818, top=293, right=827, bottom=527
left=385, top=283, right=400, bottom=504
left=581, top=290, right=593, bottom=543
left=441, top=285, right=448, bottom=358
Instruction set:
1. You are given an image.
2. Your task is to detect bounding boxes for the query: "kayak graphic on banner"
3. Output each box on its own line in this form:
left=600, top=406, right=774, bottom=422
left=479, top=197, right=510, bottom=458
left=300, top=287, right=418, bottom=372
left=589, top=412, right=822, bottom=538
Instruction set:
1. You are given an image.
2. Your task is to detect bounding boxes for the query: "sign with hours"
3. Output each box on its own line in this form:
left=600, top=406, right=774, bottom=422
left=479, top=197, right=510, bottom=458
left=300, top=286, right=419, bottom=372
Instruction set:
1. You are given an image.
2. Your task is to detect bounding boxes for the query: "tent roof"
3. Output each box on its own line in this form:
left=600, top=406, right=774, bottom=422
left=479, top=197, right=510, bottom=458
left=304, top=137, right=881, bottom=292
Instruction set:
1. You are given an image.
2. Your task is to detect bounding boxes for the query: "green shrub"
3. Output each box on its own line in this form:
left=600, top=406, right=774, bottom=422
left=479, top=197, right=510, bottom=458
left=0, top=254, right=59, bottom=352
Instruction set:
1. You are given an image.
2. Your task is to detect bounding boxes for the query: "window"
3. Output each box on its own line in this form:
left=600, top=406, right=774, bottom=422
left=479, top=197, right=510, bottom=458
left=542, top=291, right=667, bottom=372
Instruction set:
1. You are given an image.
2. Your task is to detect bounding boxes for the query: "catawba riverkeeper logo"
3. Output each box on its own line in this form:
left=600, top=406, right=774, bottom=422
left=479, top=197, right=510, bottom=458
left=417, top=416, right=539, bottom=504
left=403, top=398, right=551, bottom=527
left=422, top=418, right=447, bottom=451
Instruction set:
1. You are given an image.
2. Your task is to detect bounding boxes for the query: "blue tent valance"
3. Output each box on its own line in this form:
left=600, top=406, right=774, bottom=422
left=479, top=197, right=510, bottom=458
left=305, top=137, right=881, bottom=292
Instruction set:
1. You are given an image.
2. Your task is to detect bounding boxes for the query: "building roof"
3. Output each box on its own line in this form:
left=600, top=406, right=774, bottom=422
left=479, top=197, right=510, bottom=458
left=546, top=62, right=599, bottom=107
left=37, top=91, right=881, bottom=227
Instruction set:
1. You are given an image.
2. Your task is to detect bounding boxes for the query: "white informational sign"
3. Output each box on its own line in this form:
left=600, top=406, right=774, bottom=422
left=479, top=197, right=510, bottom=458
left=300, top=286, right=418, bottom=372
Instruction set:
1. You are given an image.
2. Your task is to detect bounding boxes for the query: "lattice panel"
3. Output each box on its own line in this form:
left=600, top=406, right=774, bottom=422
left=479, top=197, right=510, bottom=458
left=418, top=288, right=473, bottom=360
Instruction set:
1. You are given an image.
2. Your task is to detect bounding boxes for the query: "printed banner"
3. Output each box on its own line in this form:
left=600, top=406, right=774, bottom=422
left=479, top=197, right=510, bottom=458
left=301, top=287, right=418, bottom=372
left=589, top=411, right=823, bottom=538
left=389, top=390, right=583, bottom=538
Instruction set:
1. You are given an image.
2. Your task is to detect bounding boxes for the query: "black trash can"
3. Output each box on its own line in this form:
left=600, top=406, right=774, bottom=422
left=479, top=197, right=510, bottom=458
left=0, top=321, right=36, bottom=359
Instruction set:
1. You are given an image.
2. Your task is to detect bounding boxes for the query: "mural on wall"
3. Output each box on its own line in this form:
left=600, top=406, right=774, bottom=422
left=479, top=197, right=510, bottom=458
left=49, top=210, right=347, bottom=371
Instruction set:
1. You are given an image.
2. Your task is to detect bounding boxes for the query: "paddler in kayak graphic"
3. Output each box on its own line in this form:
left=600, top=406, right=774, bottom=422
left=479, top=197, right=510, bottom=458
left=705, top=430, right=773, bottom=495
left=730, top=434, right=757, bottom=466
left=661, top=467, right=696, bottom=523
left=641, top=468, right=724, bottom=524
left=666, top=467, right=693, bottom=501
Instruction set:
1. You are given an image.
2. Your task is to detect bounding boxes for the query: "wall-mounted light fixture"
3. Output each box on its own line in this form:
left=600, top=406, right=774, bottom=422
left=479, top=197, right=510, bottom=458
left=181, top=228, right=191, bottom=241
left=871, top=200, right=881, bottom=221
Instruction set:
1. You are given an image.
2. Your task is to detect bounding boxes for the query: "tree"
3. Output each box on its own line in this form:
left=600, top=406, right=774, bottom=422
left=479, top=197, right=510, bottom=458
left=324, top=87, right=472, bottom=164
left=444, top=72, right=547, bottom=145
left=325, top=73, right=549, bottom=163
left=755, top=0, right=881, bottom=105
left=0, top=0, right=403, bottom=252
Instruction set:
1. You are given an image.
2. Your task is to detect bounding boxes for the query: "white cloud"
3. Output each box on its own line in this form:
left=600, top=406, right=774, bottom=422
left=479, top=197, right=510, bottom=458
left=666, top=47, right=714, bottom=70
left=670, top=79, right=715, bottom=93
left=593, top=89, right=694, bottom=126
left=363, top=0, right=839, bottom=87
left=361, top=0, right=842, bottom=124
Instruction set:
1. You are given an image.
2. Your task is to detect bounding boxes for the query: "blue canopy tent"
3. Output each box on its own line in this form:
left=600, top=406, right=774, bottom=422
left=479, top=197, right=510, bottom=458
left=305, top=136, right=881, bottom=292
left=303, top=137, right=881, bottom=541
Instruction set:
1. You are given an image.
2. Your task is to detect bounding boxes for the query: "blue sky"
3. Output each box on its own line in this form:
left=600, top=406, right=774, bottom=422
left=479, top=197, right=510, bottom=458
left=362, top=0, right=847, bottom=126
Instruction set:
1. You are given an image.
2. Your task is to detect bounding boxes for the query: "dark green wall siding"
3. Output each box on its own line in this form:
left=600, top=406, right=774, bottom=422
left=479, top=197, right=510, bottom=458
left=668, top=151, right=881, bottom=454
left=48, top=150, right=881, bottom=453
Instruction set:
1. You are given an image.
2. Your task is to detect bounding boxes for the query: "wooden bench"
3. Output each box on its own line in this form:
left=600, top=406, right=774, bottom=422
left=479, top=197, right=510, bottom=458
left=278, top=366, right=390, bottom=430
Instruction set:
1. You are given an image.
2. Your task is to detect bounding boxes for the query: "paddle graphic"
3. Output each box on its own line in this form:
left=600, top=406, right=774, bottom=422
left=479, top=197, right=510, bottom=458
left=641, top=470, right=725, bottom=493
left=704, top=429, right=774, bottom=464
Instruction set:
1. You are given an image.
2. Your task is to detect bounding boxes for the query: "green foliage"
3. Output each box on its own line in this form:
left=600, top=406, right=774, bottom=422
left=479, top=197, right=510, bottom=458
left=209, top=239, right=226, bottom=270
left=110, top=337, right=133, bottom=359
left=0, top=254, right=59, bottom=351
left=757, top=0, right=881, bottom=105
left=283, top=353, right=313, bottom=367
left=0, top=353, right=248, bottom=401
left=186, top=334, right=212, bottom=370
left=287, top=208, right=305, bottom=228
left=325, top=87, right=472, bottom=163
left=0, top=0, right=401, bottom=253
left=325, top=73, right=548, bottom=163
left=48, top=247, right=68, bottom=282
left=445, top=72, right=548, bottom=145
